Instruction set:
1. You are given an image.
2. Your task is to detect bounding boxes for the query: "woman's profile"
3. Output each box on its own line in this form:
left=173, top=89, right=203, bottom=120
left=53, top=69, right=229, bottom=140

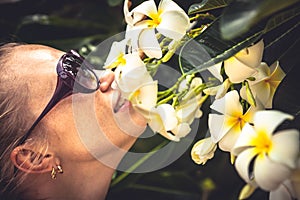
left=0, top=43, right=147, bottom=199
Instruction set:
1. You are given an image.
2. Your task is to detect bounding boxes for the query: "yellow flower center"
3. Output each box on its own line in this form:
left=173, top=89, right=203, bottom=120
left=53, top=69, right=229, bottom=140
left=129, top=89, right=142, bottom=104
left=148, top=11, right=162, bottom=27
left=251, top=130, right=273, bottom=155
left=106, top=53, right=126, bottom=69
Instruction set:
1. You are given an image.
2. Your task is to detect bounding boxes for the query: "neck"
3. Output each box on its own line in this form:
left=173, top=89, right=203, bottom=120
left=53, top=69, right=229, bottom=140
left=23, top=161, right=115, bottom=200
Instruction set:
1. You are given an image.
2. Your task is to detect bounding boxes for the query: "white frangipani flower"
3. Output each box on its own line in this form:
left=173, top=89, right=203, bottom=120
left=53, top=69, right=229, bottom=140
left=104, top=38, right=129, bottom=69
left=204, top=78, right=231, bottom=99
left=207, top=62, right=223, bottom=82
left=208, top=90, right=262, bottom=152
left=123, top=0, right=190, bottom=58
left=147, top=104, right=180, bottom=141
left=176, top=77, right=203, bottom=124
left=135, top=103, right=190, bottom=141
left=176, top=97, right=203, bottom=125
left=269, top=180, right=297, bottom=200
left=130, top=80, right=158, bottom=118
left=114, top=53, right=153, bottom=98
left=191, top=137, right=217, bottom=165
left=224, top=40, right=264, bottom=83
left=233, top=110, right=299, bottom=191
left=240, top=61, right=285, bottom=108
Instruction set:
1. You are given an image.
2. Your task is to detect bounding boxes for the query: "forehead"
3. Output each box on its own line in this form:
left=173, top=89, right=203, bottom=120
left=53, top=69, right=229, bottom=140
left=6, top=44, right=64, bottom=75
left=0, top=44, right=66, bottom=112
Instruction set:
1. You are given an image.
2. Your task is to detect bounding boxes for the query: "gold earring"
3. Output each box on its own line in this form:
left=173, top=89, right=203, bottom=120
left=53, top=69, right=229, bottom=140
left=51, top=165, right=63, bottom=179
left=51, top=167, right=57, bottom=179
left=57, top=165, right=63, bottom=173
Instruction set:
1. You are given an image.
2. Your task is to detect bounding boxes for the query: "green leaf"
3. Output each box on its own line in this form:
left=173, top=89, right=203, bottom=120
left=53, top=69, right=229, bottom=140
left=188, top=0, right=230, bottom=15
left=263, top=11, right=300, bottom=65
left=272, top=40, right=300, bottom=130
left=179, top=18, right=263, bottom=74
left=220, top=0, right=299, bottom=40
left=180, top=3, right=300, bottom=75
left=107, top=0, right=123, bottom=7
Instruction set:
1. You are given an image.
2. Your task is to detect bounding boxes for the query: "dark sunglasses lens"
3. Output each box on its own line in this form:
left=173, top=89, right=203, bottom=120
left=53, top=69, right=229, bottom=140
left=75, top=65, right=99, bottom=90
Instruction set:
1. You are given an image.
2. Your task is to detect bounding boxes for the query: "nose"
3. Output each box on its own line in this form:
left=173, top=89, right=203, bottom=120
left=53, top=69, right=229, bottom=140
left=99, top=70, right=115, bottom=92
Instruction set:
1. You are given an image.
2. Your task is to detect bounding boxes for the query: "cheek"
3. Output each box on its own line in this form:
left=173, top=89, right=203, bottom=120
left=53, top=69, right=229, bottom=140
left=94, top=91, right=146, bottom=146
left=45, top=99, right=98, bottom=161
left=112, top=104, right=147, bottom=138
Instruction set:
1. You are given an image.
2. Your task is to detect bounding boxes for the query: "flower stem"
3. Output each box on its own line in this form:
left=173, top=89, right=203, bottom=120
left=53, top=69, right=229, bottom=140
left=110, top=140, right=169, bottom=187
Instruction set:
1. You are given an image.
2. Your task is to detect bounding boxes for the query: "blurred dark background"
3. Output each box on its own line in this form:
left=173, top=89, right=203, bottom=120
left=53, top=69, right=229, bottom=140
left=1, top=0, right=294, bottom=199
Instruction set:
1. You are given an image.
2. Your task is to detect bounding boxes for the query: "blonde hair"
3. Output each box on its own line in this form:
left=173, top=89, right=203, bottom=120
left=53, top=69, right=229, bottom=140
left=0, top=43, right=48, bottom=199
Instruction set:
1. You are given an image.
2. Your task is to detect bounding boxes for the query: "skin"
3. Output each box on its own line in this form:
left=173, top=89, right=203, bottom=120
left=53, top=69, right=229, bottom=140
left=9, top=44, right=147, bottom=200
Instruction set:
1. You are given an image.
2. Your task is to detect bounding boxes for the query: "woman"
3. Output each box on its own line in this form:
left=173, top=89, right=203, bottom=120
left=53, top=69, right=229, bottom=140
left=0, top=43, right=147, bottom=199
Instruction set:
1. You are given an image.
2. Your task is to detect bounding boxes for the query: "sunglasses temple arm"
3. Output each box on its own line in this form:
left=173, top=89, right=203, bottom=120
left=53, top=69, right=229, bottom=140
left=17, top=77, right=73, bottom=145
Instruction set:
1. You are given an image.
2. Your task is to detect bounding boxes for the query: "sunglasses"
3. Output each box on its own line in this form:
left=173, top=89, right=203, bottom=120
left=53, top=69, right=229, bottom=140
left=17, top=50, right=100, bottom=146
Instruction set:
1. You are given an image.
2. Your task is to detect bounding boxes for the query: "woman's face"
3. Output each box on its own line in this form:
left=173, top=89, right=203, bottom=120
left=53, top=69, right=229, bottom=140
left=13, top=44, right=146, bottom=173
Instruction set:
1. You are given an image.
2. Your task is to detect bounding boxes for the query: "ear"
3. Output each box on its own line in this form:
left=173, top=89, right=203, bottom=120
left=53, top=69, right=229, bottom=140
left=10, top=146, right=58, bottom=174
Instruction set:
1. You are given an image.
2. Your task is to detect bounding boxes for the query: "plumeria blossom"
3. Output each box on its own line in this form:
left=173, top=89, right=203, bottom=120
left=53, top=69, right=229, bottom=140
left=269, top=179, right=297, bottom=200
left=233, top=110, right=299, bottom=191
left=240, top=61, right=285, bottom=108
left=130, top=80, right=158, bottom=112
left=223, top=40, right=264, bottom=83
left=176, top=97, right=203, bottom=125
left=124, top=0, right=190, bottom=58
left=147, top=104, right=190, bottom=141
left=204, top=78, right=231, bottom=99
left=104, top=39, right=129, bottom=69
left=176, top=77, right=203, bottom=124
left=269, top=157, right=300, bottom=200
left=113, top=53, right=153, bottom=98
left=208, top=90, right=262, bottom=152
left=191, top=137, right=217, bottom=165
left=207, top=62, right=223, bottom=83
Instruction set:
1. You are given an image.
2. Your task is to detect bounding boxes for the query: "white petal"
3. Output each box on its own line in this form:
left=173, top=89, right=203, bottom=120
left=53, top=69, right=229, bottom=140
left=254, top=153, right=291, bottom=191
left=172, top=123, right=191, bottom=138
left=148, top=111, right=164, bottom=132
left=210, top=90, right=242, bottom=116
left=157, top=11, right=189, bottom=40
left=190, top=77, right=203, bottom=88
left=253, top=110, right=294, bottom=136
left=125, top=25, right=143, bottom=53
left=207, top=62, right=223, bottom=82
left=158, top=0, right=186, bottom=13
left=195, top=109, right=203, bottom=118
left=269, top=61, right=285, bottom=82
left=176, top=98, right=198, bottom=124
left=233, top=123, right=257, bottom=155
left=130, top=0, right=157, bottom=18
left=157, top=129, right=180, bottom=141
left=242, top=101, right=263, bottom=124
left=203, top=85, right=219, bottom=96
left=156, top=104, right=178, bottom=131
left=208, top=114, right=232, bottom=143
left=224, top=56, right=257, bottom=83
left=139, top=28, right=162, bottom=58
left=250, top=62, right=270, bottom=82
left=123, top=0, right=133, bottom=25
left=215, top=78, right=231, bottom=99
left=235, top=148, right=258, bottom=183
left=104, top=39, right=128, bottom=67
left=218, top=122, right=243, bottom=152
left=130, top=80, right=158, bottom=110
left=236, top=39, right=264, bottom=68
left=191, top=137, right=217, bottom=165
left=269, top=129, right=300, bottom=169
left=269, top=180, right=295, bottom=200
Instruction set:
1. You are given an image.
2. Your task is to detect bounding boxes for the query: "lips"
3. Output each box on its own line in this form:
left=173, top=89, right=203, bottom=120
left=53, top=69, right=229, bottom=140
left=112, top=90, right=130, bottom=113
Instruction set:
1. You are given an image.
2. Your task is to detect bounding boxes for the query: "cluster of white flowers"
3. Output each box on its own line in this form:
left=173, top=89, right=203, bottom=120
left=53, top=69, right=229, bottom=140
left=104, top=0, right=300, bottom=199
